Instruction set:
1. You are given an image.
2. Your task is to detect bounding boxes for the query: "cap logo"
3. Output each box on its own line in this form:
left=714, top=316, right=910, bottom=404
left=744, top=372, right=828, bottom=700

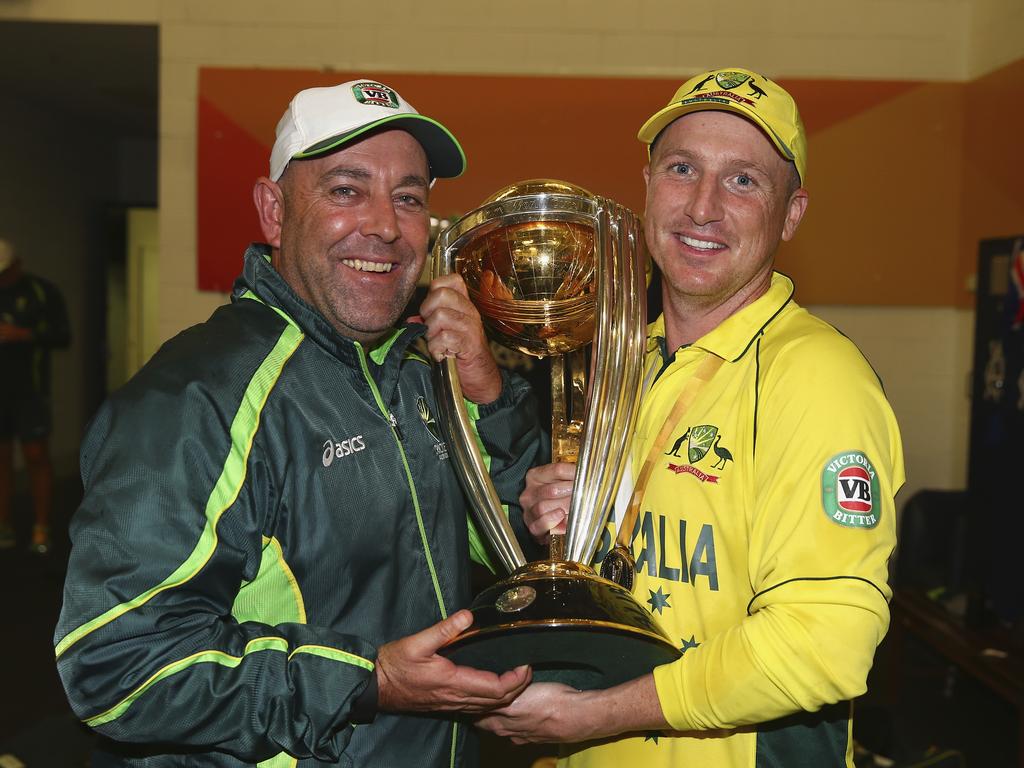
left=715, top=71, right=751, bottom=89
left=821, top=451, right=881, bottom=529
left=684, top=71, right=768, bottom=107
left=352, top=82, right=400, bottom=109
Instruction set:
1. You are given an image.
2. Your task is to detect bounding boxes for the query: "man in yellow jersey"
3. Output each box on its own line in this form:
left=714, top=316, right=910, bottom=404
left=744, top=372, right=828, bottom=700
left=477, top=67, right=905, bottom=767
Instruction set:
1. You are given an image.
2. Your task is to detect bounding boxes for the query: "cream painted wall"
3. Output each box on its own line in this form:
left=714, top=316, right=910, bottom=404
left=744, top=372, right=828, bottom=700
left=1, top=0, right=1013, bottom=504
left=808, top=305, right=975, bottom=510
left=969, top=0, right=1024, bottom=77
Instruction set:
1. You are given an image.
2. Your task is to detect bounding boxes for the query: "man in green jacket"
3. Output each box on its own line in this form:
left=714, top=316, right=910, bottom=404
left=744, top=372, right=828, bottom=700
left=56, top=79, right=542, bottom=767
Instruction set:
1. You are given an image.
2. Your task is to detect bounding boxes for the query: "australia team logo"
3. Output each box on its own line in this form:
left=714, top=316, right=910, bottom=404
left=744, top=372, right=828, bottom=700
left=821, top=451, right=881, bottom=528
left=417, top=396, right=448, bottom=461
left=664, top=424, right=733, bottom=483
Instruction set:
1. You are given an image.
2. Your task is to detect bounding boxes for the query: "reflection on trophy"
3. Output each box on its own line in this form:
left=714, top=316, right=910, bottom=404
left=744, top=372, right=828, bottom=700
left=433, top=180, right=680, bottom=689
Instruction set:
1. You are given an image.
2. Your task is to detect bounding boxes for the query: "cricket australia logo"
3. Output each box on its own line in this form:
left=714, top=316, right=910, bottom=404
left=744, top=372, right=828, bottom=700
left=821, top=451, right=881, bottom=528
left=417, top=396, right=448, bottom=461
left=352, top=82, right=400, bottom=109
left=664, top=424, right=733, bottom=484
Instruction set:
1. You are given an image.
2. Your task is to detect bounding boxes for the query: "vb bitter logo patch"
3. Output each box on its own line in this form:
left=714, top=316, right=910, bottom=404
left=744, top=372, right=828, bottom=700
left=821, top=451, right=880, bottom=528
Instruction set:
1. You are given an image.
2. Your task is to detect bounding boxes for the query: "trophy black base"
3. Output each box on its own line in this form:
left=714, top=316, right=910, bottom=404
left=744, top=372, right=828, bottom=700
left=441, top=561, right=681, bottom=690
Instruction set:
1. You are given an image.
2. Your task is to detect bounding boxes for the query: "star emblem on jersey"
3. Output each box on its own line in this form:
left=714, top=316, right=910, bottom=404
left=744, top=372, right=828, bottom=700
left=647, top=586, right=671, bottom=614
left=680, top=635, right=700, bottom=655
left=821, top=451, right=881, bottom=528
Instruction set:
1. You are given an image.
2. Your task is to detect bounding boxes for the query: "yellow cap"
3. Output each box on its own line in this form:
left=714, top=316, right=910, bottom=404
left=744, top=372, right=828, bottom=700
left=637, top=68, right=807, bottom=184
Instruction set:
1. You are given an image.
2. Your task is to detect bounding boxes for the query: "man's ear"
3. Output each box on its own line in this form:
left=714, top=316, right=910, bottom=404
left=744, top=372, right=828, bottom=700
left=253, top=177, right=285, bottom=248
left=781, top=188, right=809, bottom=242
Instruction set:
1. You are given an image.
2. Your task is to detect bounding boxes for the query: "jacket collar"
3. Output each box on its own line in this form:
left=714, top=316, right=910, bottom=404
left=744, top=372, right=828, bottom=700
left=232, top=243, right=426, bottom=374
left=649, top=271, right=796, bottom=364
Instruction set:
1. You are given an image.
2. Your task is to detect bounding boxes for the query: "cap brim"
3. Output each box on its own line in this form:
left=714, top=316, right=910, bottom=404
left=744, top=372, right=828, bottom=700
left=638, top=101, right=797, bottom=170
left=296, top=114, right=466, bottom=179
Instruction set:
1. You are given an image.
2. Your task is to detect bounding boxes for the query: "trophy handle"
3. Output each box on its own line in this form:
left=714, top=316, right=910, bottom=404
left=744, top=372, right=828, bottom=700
left=432, top=247, right=528, bottom=575
left=563, top=202, right=647, bottom=565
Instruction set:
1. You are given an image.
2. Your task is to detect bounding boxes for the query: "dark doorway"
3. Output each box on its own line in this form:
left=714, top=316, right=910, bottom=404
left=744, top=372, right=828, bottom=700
left=0, top=20, right=157, bottom=764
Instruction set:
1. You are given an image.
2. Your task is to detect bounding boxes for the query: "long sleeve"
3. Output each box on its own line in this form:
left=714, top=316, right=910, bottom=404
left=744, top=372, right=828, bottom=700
left=652, top=325, right=904, bottom=731
left=55, top=345, right=378, bottom=763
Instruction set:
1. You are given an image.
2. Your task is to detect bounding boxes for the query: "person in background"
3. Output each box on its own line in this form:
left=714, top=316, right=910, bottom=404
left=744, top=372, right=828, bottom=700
left=55, top=79, right=542, bottom=767
left=479, top=67, right=905, bottom=768
left=0, top=237, right=70, bottom=554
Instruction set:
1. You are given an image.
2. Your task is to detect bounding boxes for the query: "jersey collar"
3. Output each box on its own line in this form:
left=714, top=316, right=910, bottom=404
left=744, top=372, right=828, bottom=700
left=650, top=271, right=796, bottom=364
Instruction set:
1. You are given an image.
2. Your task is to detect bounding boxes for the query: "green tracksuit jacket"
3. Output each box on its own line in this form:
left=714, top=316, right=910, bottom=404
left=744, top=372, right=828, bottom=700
left=54, top=244, right=543, bottom=767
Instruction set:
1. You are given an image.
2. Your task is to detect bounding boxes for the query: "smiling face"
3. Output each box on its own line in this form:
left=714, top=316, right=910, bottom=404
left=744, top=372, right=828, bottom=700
left=643, top=110, right=807, bottom=338
left=254, top=128, right=431, bottom=345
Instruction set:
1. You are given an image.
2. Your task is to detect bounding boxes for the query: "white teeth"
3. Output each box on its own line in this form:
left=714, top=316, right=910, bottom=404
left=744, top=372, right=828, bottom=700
left=679, top=235, right=723, bottom=251
left=342, top=259, right=394, bottom=273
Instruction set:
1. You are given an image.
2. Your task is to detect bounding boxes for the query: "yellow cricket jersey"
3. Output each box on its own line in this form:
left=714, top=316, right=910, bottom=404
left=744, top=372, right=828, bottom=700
left=563, top=273, right=904, bottom=768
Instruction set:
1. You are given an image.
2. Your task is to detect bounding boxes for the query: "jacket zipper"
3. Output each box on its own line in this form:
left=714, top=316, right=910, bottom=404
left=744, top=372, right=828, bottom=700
left=388, top=411, right=404, bottom=442
left=354, top=343, right=447, bottom=619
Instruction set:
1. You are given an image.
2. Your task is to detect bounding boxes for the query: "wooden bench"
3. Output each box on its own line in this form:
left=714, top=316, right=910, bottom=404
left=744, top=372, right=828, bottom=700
left=889, top=589, right=1024, bottom=766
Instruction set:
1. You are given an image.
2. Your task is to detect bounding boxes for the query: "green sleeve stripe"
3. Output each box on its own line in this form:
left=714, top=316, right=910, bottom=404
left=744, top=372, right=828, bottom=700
left=404, top=350, right=430, bottom=365
left=83, top=637, right=373, bottom=728
left=464, top=400, right=498, bottom=572
left=467, top=521, right=496, bottom=573
left=258, top=754, right=298, bottom=768
left=464, top=400, right=491, bottom=471
left=84, top=636, right=289, bottom=727
left=55, top=324, right=304, bottom=659
left=232, top=535, right=307, bottom=626
left=287, top=644, right=374, bottom=670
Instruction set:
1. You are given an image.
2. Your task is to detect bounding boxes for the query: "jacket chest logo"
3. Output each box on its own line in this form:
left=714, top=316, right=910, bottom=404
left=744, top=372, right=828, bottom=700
left=663, top=424, right=733, bottom=483
left=417, top=396, right=448, bottom=461
left=322, top=435, right=366, bottom=467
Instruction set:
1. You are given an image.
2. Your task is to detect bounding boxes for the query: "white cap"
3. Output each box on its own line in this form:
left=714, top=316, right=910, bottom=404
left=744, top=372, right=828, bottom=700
left=269, top=79, right=466, bottom=182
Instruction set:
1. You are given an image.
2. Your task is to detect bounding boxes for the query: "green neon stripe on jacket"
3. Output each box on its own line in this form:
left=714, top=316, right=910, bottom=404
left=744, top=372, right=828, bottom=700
left=232, top=536, right=307, bottom=626
left=370, top=328, right=405, bottom=365
left=83, top=637, right=373, bottom=728
left=464, top=401, right=500, bottom=573
left=55, top=323, right=304, bottom=660
left=355, top=342, right=448, bottom=619
left=258, top=753, right=298, bottom=768
left=85, top=636, right=288, bottom=727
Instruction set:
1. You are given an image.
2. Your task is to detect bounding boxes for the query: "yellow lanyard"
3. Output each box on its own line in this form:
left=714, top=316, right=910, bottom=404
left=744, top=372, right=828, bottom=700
left=614, top=351, right=724, bottom=550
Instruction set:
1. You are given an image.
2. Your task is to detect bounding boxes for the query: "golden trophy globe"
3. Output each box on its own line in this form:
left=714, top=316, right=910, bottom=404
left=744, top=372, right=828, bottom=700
left=433, top=180, right=680, bottom=689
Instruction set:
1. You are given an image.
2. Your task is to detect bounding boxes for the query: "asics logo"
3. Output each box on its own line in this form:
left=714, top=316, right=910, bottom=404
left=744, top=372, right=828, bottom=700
left=322, top=436, right=365, bottom=467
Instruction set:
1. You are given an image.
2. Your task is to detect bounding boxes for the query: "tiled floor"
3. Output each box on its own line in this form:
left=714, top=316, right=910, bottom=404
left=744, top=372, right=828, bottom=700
left=1, top=478, right=1018, bottom=767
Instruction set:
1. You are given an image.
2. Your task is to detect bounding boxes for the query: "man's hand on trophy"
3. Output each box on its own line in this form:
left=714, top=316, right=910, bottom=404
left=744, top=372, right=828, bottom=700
left=375, top=609, right=532, bottom=714
left=476, top=674, right=667, bottom=744
left=475, top=681, right=595, bottom=744
left=415, top=273, right=503, bottom=404
left=520, top=462, right=577, bottom=546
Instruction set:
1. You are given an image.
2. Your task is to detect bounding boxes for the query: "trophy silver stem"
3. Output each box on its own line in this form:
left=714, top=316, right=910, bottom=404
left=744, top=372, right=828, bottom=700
left=563, top=204, right=646, bottom=564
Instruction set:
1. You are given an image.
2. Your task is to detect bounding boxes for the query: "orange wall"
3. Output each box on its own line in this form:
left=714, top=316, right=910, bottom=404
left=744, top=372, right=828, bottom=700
left=960, top=58, right=1024, bottom=301
left=199, top=63, right=1024, bottom=306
